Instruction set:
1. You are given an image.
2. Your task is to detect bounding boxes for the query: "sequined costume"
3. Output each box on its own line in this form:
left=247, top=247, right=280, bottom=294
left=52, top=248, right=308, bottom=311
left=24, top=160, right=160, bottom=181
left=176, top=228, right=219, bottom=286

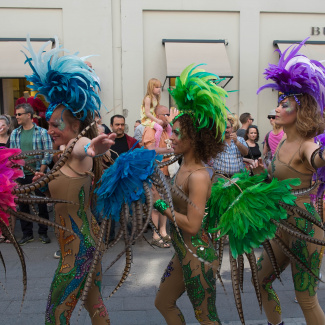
left=257, top=140, right=325, bottom=325
left=46, top=165, right=109, bottom=324
left=155, top=168, right=220, bottom=325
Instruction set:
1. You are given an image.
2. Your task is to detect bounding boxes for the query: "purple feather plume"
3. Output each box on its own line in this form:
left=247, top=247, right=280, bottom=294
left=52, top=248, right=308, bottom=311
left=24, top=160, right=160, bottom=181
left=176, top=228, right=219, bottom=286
left=257, top=38, right=325, bottom=114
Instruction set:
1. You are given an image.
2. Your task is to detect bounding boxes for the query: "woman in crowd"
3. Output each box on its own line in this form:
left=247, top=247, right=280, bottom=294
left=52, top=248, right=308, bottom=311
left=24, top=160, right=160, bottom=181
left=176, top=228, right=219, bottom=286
left=153, top=65, right=228, bottom=324
left=0, top=114, right=12, bottom=147
left=23, top=37, right=115, bottom=324
left=254, top=39, right=325, bottom=325
left=244, top=124, right=261, bottom=161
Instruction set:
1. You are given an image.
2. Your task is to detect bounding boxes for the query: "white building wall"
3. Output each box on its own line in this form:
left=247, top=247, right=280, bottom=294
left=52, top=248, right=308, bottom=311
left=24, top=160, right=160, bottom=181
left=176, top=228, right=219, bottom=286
left=1, top=0, right=325, bottom=139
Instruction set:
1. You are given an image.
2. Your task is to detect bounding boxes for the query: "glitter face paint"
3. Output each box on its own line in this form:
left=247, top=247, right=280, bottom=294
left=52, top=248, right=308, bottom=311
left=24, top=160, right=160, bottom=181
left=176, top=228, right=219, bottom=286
left=281, top=100, right=295, bottom=114
left=174, top=127, right=182, bottom=140
left=54, top=119, right=66, bottom=131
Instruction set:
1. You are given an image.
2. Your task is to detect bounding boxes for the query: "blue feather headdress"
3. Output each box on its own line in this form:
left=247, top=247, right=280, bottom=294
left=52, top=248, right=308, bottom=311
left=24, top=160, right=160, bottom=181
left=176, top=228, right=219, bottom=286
left=22, top=36, right=101, bottom=121
left=257, top=38, right=325, bottom=113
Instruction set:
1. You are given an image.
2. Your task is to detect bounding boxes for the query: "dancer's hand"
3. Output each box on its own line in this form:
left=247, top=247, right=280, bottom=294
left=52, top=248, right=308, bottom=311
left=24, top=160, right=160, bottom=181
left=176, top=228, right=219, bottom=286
left=249, top=157, right=265, bottom=175
left=167, top=107, right=179, bottom=124
left=86, top=133, right=116, bottom=157
left=33, top=171, right=45, bottom=182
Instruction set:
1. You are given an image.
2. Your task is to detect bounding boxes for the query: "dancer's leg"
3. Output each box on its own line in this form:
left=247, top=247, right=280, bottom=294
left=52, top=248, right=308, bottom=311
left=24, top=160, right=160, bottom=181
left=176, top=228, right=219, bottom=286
left=257, top=237, right=290, bottom=325
left=155, top=255, right=186, bottom=324
left=291, top=222, right=325, bottom=325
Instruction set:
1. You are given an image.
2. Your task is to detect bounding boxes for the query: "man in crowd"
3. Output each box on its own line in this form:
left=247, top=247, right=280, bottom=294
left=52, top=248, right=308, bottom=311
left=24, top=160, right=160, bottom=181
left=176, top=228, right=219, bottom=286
left=108, top=114, right=140, bottom=242
left=212, top=120, right=248, bottom=177
left=134, top=119, right=145, bottom=144
left=236, top=112, right=254, bottom=138
left=10, top=103, right=53, bottom=245
left=142, top=105, right=175, bottom=248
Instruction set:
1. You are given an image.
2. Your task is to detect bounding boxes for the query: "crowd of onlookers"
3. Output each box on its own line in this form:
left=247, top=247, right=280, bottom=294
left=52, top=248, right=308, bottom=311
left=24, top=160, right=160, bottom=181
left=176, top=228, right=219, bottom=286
left=0, top=68, right=284, bottom=251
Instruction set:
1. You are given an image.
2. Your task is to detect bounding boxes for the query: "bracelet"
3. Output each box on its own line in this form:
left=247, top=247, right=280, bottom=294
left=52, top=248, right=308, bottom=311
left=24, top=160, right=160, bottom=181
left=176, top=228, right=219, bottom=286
left=84, top=143, right=107, bottom=158
left=153, top=199, right=169, bottom=214
left=84, top=143, right=91, bottom=156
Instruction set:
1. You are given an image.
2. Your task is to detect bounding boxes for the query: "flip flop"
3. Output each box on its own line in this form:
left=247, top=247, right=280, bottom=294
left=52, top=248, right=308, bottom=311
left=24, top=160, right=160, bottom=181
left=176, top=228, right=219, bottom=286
left=162, top=235, right=172, bottom=243
left=151, top=239, right=170, bottom=248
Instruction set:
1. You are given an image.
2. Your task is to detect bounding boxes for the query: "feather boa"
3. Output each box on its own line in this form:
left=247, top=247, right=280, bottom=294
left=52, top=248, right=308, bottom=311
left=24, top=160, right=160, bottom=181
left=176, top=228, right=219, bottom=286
left=257, top=38, right=325, bottom=114
left=22, top=35, right=101, bottom=121
left=207, top=171, right=299, bottom=258
left=169, top=64, right=229, bottom=139
left=95, top=148, right=161, bottom=221
left=0, top=148, right=24, bottom=225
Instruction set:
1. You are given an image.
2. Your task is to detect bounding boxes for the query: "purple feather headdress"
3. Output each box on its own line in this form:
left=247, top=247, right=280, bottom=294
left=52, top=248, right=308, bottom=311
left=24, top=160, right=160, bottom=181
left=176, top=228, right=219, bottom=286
left=257, top=38, right=325, bottom=114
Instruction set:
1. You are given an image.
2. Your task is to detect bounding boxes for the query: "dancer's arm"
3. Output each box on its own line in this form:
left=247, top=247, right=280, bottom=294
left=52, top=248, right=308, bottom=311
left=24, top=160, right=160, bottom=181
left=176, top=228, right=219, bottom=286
left=152, top=170, right=209, bottom=235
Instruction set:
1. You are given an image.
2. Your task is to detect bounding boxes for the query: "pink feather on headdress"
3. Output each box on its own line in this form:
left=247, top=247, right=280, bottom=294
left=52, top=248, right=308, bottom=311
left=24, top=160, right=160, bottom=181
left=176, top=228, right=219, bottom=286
left=0, top=148, right=24, bottom=225
left=257, top=38, right=325, bottom=114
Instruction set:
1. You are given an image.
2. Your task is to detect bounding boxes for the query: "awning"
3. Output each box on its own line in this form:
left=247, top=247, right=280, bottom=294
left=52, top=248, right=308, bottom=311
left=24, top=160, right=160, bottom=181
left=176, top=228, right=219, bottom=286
left=274, top=40, right=325, bottom=62
left=162, top=39, right=233, bottom=89
left=0, top=38, right=54, bottom=78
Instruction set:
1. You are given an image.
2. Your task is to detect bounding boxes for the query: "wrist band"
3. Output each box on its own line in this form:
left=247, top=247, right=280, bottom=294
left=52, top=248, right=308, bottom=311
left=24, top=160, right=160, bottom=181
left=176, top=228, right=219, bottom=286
left=153, top=199, right=169, bottom=214
left=84, top=142, right=107, bottom=158
left=84, top=143, right=91, bottom=156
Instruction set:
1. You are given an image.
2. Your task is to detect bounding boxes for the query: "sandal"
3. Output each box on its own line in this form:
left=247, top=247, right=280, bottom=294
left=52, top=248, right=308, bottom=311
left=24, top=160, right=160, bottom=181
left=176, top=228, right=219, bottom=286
left=162, top=235, right=172, bottom=243
left=0, top=236, right=5, bottom=243
left=151, top=239, right=170, bottom=248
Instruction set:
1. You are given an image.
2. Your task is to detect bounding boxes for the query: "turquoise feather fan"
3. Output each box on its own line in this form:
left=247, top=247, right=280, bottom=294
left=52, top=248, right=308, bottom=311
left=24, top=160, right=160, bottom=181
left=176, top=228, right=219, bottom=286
left=169, top=64, right=229, bottom=138
left=206, top=171, right=300, bottom=258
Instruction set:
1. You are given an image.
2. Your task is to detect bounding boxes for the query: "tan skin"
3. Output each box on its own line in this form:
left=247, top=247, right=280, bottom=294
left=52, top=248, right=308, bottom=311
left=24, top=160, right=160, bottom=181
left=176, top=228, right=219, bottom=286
left=152, top=120, right=211, bottom=236
left=262, top=115, right=284, bottom=156
left=33, top=105, right=116, bottom=181
left=251, top=97, right=325, bottom=173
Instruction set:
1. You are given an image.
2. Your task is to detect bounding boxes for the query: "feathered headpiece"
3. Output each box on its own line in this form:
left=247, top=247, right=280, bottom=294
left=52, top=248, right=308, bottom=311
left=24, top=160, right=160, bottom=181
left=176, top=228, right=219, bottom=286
left=169, top=64, right=229, bottom=138
left=22, top=36, right=101, bottom=121
left=257, top=38, right=325, bottom=113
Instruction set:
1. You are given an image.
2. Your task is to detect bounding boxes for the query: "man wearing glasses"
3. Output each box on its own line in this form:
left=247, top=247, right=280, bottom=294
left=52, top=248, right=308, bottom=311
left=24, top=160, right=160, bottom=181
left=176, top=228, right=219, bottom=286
left=236, top=112, right=254, bottom=138
left=263, top=108, right=284, bottom=163
left=10, top=103, right=53, bottom=245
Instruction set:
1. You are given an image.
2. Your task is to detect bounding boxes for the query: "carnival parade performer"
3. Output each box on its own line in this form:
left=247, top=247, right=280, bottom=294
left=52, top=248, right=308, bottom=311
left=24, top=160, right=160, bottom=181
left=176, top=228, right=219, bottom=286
left=22, top=37, right=115, bottom=324
left=253, top=39, right=325, bottom=325
left=151, top=64, right=229, bottom=324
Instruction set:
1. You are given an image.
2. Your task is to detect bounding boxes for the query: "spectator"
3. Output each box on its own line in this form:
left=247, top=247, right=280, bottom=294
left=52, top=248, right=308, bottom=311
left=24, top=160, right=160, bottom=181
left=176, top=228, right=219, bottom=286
left=108, top=114, right=140, bottom=242
left=212, top=120, right=248, bottom=177
left=263, top=108, right=284, bottom=161
left=227, top=113, right=240, bottom=132
left=94, top=111, right=111, bottom=134
left=143, top=105, right=175, bottom=248
left=15, top=91, right=47, bottom=125
left=10, top=103, right=53, bottom=245
left=244, top=125, right=261, bottom=160
left=237, top=112, right=254, bottom=138
left=134, top=119, right=145, bottom=143
left=0, top=114, right=12, bottom=147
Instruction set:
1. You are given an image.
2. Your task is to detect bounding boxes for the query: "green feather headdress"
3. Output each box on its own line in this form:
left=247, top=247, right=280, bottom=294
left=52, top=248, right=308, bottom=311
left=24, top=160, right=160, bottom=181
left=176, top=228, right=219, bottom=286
left=169, top=64, right=229, bottom=139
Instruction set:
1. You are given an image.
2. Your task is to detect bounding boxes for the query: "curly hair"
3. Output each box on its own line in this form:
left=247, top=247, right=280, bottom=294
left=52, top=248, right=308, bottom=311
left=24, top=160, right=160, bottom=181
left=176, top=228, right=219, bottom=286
left=244, top=125, right=259, bottom=142
left=295, top=94, right=325, bottom=139
left=176, top=114, right=224, bottom=163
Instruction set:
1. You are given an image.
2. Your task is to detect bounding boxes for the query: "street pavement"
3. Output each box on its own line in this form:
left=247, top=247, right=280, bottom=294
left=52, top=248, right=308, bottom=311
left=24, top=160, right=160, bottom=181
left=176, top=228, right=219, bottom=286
left=0, top=221, right=324, bottom=325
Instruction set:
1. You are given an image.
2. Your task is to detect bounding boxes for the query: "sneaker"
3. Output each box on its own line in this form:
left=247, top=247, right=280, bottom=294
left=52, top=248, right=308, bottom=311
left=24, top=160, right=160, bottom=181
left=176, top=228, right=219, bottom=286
left=39, top=234, right=51, bottom=244
left=18, top=235, right=34, bottom=246
left=53, top=250, right=61, bottom=259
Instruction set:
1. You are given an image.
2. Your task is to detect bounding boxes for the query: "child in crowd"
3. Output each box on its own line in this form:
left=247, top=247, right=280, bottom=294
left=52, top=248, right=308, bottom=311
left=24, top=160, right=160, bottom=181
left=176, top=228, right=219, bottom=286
left=140, top=78, right=171, bottom=147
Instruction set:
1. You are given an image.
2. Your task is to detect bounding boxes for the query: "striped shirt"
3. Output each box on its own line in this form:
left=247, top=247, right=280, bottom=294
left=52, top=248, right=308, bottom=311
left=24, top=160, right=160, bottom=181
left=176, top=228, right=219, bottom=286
left=10, top=123, right=53, bottom=172
left=212, top=137, right=248, bottom=176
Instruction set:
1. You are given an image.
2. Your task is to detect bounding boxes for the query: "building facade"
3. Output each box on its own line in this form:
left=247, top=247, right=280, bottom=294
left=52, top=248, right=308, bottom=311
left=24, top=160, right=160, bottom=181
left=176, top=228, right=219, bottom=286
left=1, top=0, right=325, bottom=138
